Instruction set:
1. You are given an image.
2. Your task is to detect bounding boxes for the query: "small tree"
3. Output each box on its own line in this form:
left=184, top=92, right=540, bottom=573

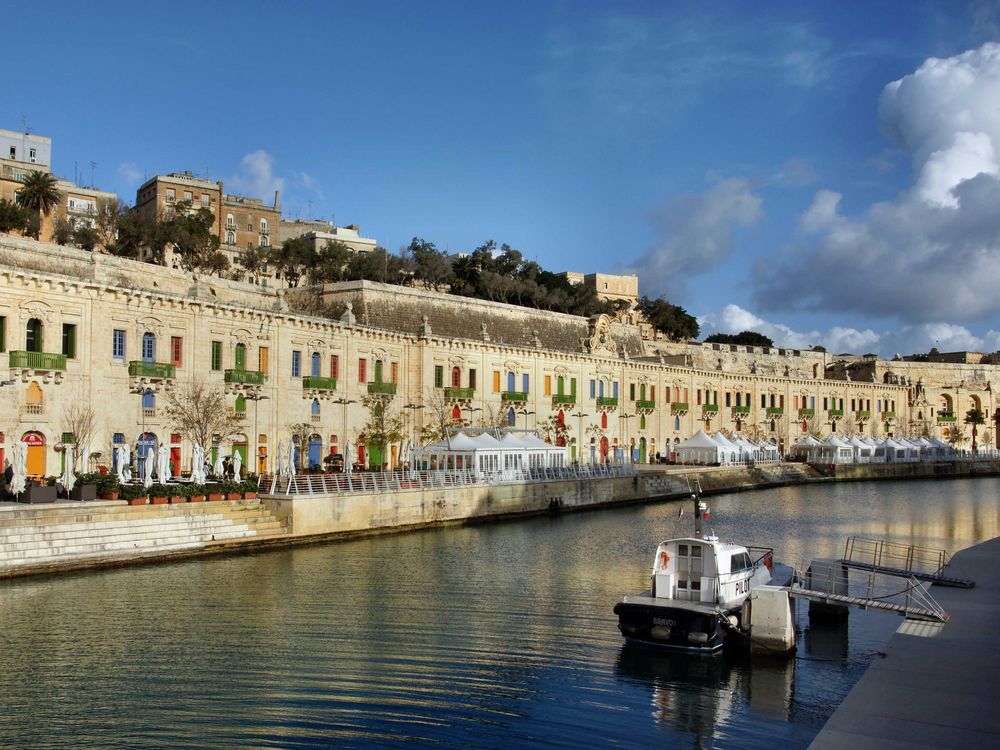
left=163, top=378, right=242, bottom=450
left=947, top=423, right=967, bottom=448
left=540, top=414, right=570, bottom=446
left=72, top=224, right=100, bottom=252
left=359, top=395, right=404, bottom=468
left=52, top=215, right=74, bottom=246
left=288, top=422, right=314, bottom=470
left=477, top=402, right=511, bottom=431
left=62, top=399, right=97, bottom=473
left=94, top=197, right=126, bottom=251
left=418, top=388, right=467, bottom=443
left=236, top=245, right=270, bottom=285
left=0, top=198, right=31, bottom=234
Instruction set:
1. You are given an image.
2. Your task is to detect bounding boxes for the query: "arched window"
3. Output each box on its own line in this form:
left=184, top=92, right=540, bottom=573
left=557, top=410, right=565, bottom=428
left=601, top=412, right=607, bottom=429
left=25, top=318, right=42, bottom=352
left=311, top=352, right=321, bottom=377
left=451, top=405, right=461, bottom=420
left=557, top=376, right=565, bottom=396
left=507, top=407, right=516, bottom=426
left=226, top=213, right=235, bottom=228
left=598, top=380, right=605, bottom=398
left=452, top=366, right=461, bottom=387
left=142, top=390, right=155, bottom=410
left=234, top=343, right=246, bottom=371
left=674, top=416, right=681, bottom=430
left=235, top=394, right=246, bottom=415
left=311, top=398, right=321, bottom=417
left=374, top=360, right=384, bottom=383
left=640, top=414, right=646, bottom=430
left=142, top=332, right=156, bottom=362
left=507, top=372, right=516, bottom=392
left=225, top=230, right=236, bottom=245
left=260, top=218, right=268, bottom=232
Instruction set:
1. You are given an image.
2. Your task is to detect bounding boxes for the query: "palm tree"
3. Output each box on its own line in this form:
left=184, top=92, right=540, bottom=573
left=964, top=407, right=985, bottom=452
left=18, top=170, right=61, bottom=239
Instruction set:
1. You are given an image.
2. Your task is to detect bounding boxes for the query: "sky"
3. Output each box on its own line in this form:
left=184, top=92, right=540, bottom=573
left=7, top=0, right=1000, bottom=357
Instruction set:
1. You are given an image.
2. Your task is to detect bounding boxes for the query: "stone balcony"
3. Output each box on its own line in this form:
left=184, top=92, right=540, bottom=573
left=501, top=391, right=528, bottom=403
left=367, top=381, right=397, bottom=396
left=670, top=402, right=689, bottom=415
left=552, top=393, right=577, bottom=407
left=9, top=350, right=67, bottom=383
left=444, top=386, right=474, bottom=401
left=303, top=376, right=337, bottom=396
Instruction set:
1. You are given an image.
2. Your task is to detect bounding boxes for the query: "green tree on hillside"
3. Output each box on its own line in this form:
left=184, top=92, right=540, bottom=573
left=637, top=296, right=699, bottom=341
left=704, top=330, right=775, bottom=347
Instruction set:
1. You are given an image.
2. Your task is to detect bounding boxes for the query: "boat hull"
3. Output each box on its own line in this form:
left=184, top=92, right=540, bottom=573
left=613, top=598, right=735, bottom=653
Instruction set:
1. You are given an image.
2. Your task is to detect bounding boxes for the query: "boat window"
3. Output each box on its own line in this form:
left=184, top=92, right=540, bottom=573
left=690, top=581, right=701, bottom=591
left=678, top=544, right=688, bottom=556
left=677, top=580, right=688, bottom=589
left=691, top=546, right=702, bottom=559
left=730, top=552, right=752, bottom=572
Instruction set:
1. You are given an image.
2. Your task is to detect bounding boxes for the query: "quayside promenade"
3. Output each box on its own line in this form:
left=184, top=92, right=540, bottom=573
left=2, top=459, right=999, bottom=579
left=809, top=535, right=1000, bottom=749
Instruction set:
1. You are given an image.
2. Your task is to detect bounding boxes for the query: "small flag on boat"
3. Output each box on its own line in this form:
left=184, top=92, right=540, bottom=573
left=677, top=507, right=684, bottom=519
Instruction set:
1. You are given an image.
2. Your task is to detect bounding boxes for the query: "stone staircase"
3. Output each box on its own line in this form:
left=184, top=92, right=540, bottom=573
left=0, top=499, right=286, bottom=576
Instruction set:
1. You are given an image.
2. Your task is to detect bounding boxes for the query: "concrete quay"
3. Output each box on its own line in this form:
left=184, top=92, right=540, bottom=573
left=809, top=535, right=1000, bottom=749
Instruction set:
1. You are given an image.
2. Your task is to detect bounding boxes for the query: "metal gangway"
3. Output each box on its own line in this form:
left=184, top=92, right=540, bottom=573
left=786, top=556, right=950, bottom=622
left=839, top=536, right=975, bottom=588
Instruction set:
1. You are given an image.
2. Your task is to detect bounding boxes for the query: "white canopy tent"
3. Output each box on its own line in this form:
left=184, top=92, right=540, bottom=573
left=789, top=434, right=823, bottom=461
left=675, top=430, right=727, bottom=465
left=848, top=436, right=874, bottom=463
left=412, top=428, right=567, bottom=477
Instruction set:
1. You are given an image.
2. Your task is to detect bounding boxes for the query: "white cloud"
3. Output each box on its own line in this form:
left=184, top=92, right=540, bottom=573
left=698, top=303, right=1000, bottom=358
left=117, top=162, right=142, bottom=185
left=626, top=176, right=762, bottom=299
left=755, top=43, right=1000, bottom=324
left=228, top=150, right=285, bottom=199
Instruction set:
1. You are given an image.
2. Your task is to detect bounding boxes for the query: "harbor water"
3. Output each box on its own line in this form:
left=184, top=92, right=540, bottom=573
left=1, top=477, right=998, bottom=748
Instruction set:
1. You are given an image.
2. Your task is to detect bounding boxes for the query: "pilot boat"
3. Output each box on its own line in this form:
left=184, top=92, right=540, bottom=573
left=613, top=495, right=774, bottom=653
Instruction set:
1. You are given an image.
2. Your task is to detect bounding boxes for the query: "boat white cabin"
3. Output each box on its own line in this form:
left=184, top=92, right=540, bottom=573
left=651, top=536, right=773, bottom=610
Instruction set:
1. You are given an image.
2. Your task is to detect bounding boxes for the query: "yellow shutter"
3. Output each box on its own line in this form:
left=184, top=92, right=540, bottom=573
left=258, top=346, right=269, bottom=374
left=493, top=370, right=500, bottom=393
left=544, top=375, right=551, bottom=396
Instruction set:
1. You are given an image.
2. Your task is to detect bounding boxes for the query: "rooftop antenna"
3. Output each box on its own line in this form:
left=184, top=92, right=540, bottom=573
left=90, top=161, right=96, bottom=188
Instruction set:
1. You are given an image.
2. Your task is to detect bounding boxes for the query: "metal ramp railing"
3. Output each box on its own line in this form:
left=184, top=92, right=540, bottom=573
left=842, top=536, right=974, bottom=588
left=786, top=558, right=950, bottom=622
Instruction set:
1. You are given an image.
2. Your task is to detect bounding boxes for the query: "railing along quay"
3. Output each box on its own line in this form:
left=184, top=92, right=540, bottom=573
left=259, top=463, right=638, bottom=497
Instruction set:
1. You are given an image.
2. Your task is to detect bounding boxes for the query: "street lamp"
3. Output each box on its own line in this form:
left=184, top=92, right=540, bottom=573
left=245, top=393, right=269, bottom=474
left=517, top=408, right=535, bottom=430
left=132, top=385, right=151, bottom=477
left=571, top=411, right=589, bottom=464
left=403, top=402, right=424, bottom=442
left=620, top=412, right=634, bottom=463
left=334, top=397, right=357, bottom=457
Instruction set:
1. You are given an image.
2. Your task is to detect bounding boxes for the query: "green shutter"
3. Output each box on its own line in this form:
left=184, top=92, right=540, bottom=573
left=434, top=366, right=443, bottom=388
left=62, top=324, right=76, bottom=358
left=0, top=316, right=5, bottom=351
left=211, top=341, right=222, bottom=370
left=570, top=378, right=576, bottom=397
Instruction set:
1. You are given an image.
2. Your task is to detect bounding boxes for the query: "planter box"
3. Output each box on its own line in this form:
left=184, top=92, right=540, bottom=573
left=189, top=495, right=205, bottom=503
left=98, top=491, right=120, bottom=501
left=126, top=497, right=147, bottom=506
left=22, top=484, right=58, bottom=504
left=226, top=492, right=241, bottom=501
left=207, top=493, right=224, bottom=502
left=150, top=496, right=168, bottom=505
left=242, top=491, right=257, bottom=500
left=71, top=485, right=98, bottom=502
left=169, top=495, right=186, bottom=504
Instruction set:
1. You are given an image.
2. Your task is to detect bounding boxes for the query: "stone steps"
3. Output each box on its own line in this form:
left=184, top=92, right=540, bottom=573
left=0, top=499, right=286, bottom=572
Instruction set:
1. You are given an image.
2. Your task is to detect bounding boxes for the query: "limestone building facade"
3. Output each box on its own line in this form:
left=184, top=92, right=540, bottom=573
left=0, top=235, right=994, bottom=480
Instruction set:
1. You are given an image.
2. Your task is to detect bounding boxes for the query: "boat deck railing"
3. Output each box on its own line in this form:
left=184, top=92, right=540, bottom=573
left=258, top=462, right=638, bottom=497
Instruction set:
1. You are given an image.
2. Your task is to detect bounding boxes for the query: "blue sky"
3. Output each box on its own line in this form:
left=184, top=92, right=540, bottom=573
left=9, top=1, right=1000, bottom=356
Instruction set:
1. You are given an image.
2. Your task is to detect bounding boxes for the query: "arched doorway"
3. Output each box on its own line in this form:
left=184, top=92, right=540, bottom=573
left=452, top=366, right=461, bottom=387
left=451, top=405, right=462, bottom=420
left=308, top=434, right=322, bottom=469
left=507, top=407, right=516, bottom=426
left=601, top=412, right=608, bottom=430
left=600, top=436, right=609, bottom=463
left=639, top=437, right=647, bottom=463
left=25, top=318, right=43, bottom=352
left=23, top=431, right=45, bottom=477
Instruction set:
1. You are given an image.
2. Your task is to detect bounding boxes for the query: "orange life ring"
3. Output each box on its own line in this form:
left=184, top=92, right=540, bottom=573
left=659, top=550, right=670, bottom=568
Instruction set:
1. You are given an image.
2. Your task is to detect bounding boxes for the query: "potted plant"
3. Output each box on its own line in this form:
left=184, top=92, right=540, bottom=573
left=241, top=476, right=259, bottom=500
left=120, top=484, right=148, bottom=506
left=188, top=483, right=206, bottom=503
left=220, top=480, right=241, bottom=501
left=169, top=484, right=187, bottom=504
left=95, top=473, right=121, bottom=500
left=147, top=483, right=169, bottom=504
left=22, top=480, right=58, bottom=504
left=205, top=483, right=224, bottom=502
left=72, top=472, right=100, bottom=502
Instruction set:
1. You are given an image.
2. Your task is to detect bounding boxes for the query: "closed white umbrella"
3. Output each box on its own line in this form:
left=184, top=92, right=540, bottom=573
left=344, top=440, right=354, bottom=474
left=117, top=442, right=131, bottom=484
left=157, top=444, right=171, bottom=482
left=9, top=441, right=27, bottom=496
left=214, top=451, right=225, bottom=478
left=79, top=442, right=90, bottom=475
left=232, top=451, right=242, bottom=482
left=276, top=440, right=287, bottom=477
left=284, top=441, right=295, bottom=478
left=191, top=443, right=205, bottom=484
left=61, top=445, right=75, bottom=494
left=143, top=447, right=154, bottom=488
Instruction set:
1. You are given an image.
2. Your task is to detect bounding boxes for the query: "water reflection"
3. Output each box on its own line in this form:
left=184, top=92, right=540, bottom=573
left=0, top=477, right=997, bottom=748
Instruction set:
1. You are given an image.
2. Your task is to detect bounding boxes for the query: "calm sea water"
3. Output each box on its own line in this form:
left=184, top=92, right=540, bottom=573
left=1, top=477, right=998, bottom=749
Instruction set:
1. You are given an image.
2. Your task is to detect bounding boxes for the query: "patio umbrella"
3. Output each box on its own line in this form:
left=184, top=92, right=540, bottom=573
left=276, top=440, right=287, bottom=477
left=157, top=444, right=171, bottom=482
left=344, top=440, right=353, bottom=474
left=284, top=440, right=295, bottom=478
left=191, top=443, right=205, bottom=484
left=9, top=441, right=27, bottom=496
left=79, top=442, right=90, bottom=475
left=214, top=451, right=225, bottom=479
left=117, top=442, right=131, bottom=484
left=143, top=447, right=154, bottom=488
left=61, top=446, right=74, bottom=495
left=232, top=451, right=242, bottom=482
